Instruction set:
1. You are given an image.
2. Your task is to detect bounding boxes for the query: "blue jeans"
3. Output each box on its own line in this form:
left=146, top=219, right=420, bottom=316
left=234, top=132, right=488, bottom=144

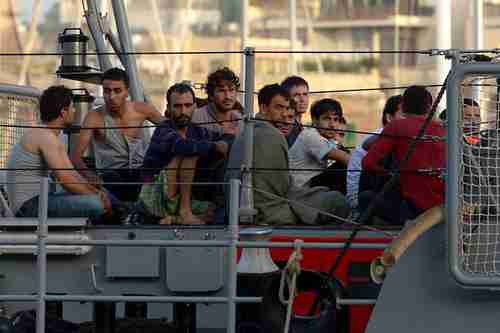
left=16, top=193, right=105, bottom=218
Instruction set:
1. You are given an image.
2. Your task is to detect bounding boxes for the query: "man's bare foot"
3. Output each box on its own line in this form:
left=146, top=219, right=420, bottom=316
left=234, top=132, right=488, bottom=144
left=159, top=215, right=175, bottom=225
left=199, top=205, right=216, bottom=224
left=179, top=210, right=206, bottom=225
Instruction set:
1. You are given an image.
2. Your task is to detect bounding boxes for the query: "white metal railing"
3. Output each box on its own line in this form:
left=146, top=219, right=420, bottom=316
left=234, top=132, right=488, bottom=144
left=0, top=177, right=387, bottom=333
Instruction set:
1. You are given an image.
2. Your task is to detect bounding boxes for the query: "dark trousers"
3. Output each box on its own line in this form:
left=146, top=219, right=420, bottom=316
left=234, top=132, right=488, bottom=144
left=194, top=135, right=235, bottom=206
left=309, top=163, right=347, bottom=195
left=101, top=169, right=142, bottom=202
left=358, top=190, right=422, bottom=226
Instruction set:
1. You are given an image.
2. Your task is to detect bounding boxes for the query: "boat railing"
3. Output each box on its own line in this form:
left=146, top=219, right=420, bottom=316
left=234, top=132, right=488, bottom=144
left=0, top=176, right=386, bottom=333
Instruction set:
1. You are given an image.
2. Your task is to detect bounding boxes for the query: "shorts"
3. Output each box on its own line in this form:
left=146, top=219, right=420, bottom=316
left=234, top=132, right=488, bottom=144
left=139, top=170, right=212, bottom=218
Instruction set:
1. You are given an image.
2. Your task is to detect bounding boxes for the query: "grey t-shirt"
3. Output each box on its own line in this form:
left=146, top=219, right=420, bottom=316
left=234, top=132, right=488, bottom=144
left=92, top=107, right=148, bottom=169
left=191, top=103, right=243, bottom=136
left=288, top=128, right=337, bottom=187
left=6, top=143, right=47, bottom=214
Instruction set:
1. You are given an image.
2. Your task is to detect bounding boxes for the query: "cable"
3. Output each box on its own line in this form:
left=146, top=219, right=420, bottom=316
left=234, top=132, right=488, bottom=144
left=3, top=48, right=500, bottom=57
left=253, top=117, right=447, bottom=142
left=308, top=84, right=444, bottom=94
left=254, top=50, right=431, bottom=54
left=239, top=82, right=496, bottom=95
left=0, top=166, right=445, bottom=175
left=0, top=118, right=242, bottom=130
left=0, top=51, right=244, bottom=56
left=0, top=116, right=449, bottom=141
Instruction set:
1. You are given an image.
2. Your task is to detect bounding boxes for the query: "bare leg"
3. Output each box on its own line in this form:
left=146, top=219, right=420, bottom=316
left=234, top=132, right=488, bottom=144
left=165, top=157, right=181, bottom=199
left=154, top=157, right=181, bottom=225
left=178, top=157, right=205, bottom=225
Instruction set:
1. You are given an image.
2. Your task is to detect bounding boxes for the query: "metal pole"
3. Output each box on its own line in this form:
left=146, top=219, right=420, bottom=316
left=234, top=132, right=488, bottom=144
left=226, top=179, right=240, bottom=333
left=289, top=0, right=298, bottom=73
left=42, top=295, right=261, bottom=303
left=36, top=177, right=49, bottom=333
left=85, top=0, right=113, bottom=71
left=0, top=239, right=389, bottom=249
left=436, top=0, right=452, bottom=109
left=106, top=32, right=128, bottom=68
left=111, top=0, right=145, bottom=101
left=240, top=47, right=257, bottom=223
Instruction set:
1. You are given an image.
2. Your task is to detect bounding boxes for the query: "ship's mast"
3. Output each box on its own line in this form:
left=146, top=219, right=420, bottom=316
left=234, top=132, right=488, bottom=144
left=110, top=0, right=145, bottom=101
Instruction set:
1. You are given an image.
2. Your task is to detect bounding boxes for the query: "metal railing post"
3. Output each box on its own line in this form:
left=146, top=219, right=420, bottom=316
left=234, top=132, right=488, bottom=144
left=226, top=179, right=240, bottom=333
left=240, top=47, right=257, bottom=224
left=36, top=177, right=49, bottom=333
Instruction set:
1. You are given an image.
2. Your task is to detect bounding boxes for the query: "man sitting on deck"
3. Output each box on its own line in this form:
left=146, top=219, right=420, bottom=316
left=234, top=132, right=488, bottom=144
left=281, top=76, right=310, bottom=147
left=140, top=83, right=231, bottom=225
left=7, top=85, right=115, bottom=219
left=289, top=98, right=351, bottom=191
left=226, top=84, right=350, bottom=225
left=362, top=85, right=446, bottom=220
left=189, top=68, right=242, bottom=204
left=191, top=67, right=243, bottom=136
left=71, top=67, right=164, bottom=203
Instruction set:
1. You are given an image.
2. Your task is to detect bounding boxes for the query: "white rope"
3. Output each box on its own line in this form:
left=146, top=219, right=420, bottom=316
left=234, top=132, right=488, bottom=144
left=279, top=239, right=303, bottom=333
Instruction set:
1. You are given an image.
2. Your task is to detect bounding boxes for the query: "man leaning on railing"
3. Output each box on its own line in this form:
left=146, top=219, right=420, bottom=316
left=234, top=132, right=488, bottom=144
left=139, top=83, right=232, bottom=225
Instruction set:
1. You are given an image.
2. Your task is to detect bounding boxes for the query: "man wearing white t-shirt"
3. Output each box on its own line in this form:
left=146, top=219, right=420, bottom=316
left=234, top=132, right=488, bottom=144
left=289, top=98, right=350, bottom=188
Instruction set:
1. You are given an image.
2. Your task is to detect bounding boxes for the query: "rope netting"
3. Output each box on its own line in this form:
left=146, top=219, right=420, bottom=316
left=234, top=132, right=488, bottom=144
left=458, top=75, right=500, bottom=276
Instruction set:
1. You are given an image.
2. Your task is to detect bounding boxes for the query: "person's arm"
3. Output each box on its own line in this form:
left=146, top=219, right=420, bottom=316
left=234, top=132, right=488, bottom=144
left=205, top=127, right=232, bottom=158
left=137, top=102, right=165, bottom=124
left=41, top=134, right=96, bottom=194
left=220, top=111, right=241, bottom=136
left=202, top=125, right=235, bottom=144
left=41, top=133, right=112, bottom=213
left=70, top=112, right=101, bottom=183
left=303, top=130, right=351, bottom=165
left=362, top=135, right=378, bottom=151
left=362, top=126, right=397, bottom=174
left=151, top=127, right=221, bottom=160
left=326, top=148, right=350, bottom=165
left=172, top=135, right=218, bottom=157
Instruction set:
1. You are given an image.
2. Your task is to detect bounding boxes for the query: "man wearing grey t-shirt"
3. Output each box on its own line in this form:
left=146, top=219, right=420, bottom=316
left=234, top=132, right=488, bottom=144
left=289, top=98, right=350, bottom=188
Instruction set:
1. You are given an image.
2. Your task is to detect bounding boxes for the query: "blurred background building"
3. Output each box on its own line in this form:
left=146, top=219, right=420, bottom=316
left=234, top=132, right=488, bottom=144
left=1, top=0, right=499, bottom=143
